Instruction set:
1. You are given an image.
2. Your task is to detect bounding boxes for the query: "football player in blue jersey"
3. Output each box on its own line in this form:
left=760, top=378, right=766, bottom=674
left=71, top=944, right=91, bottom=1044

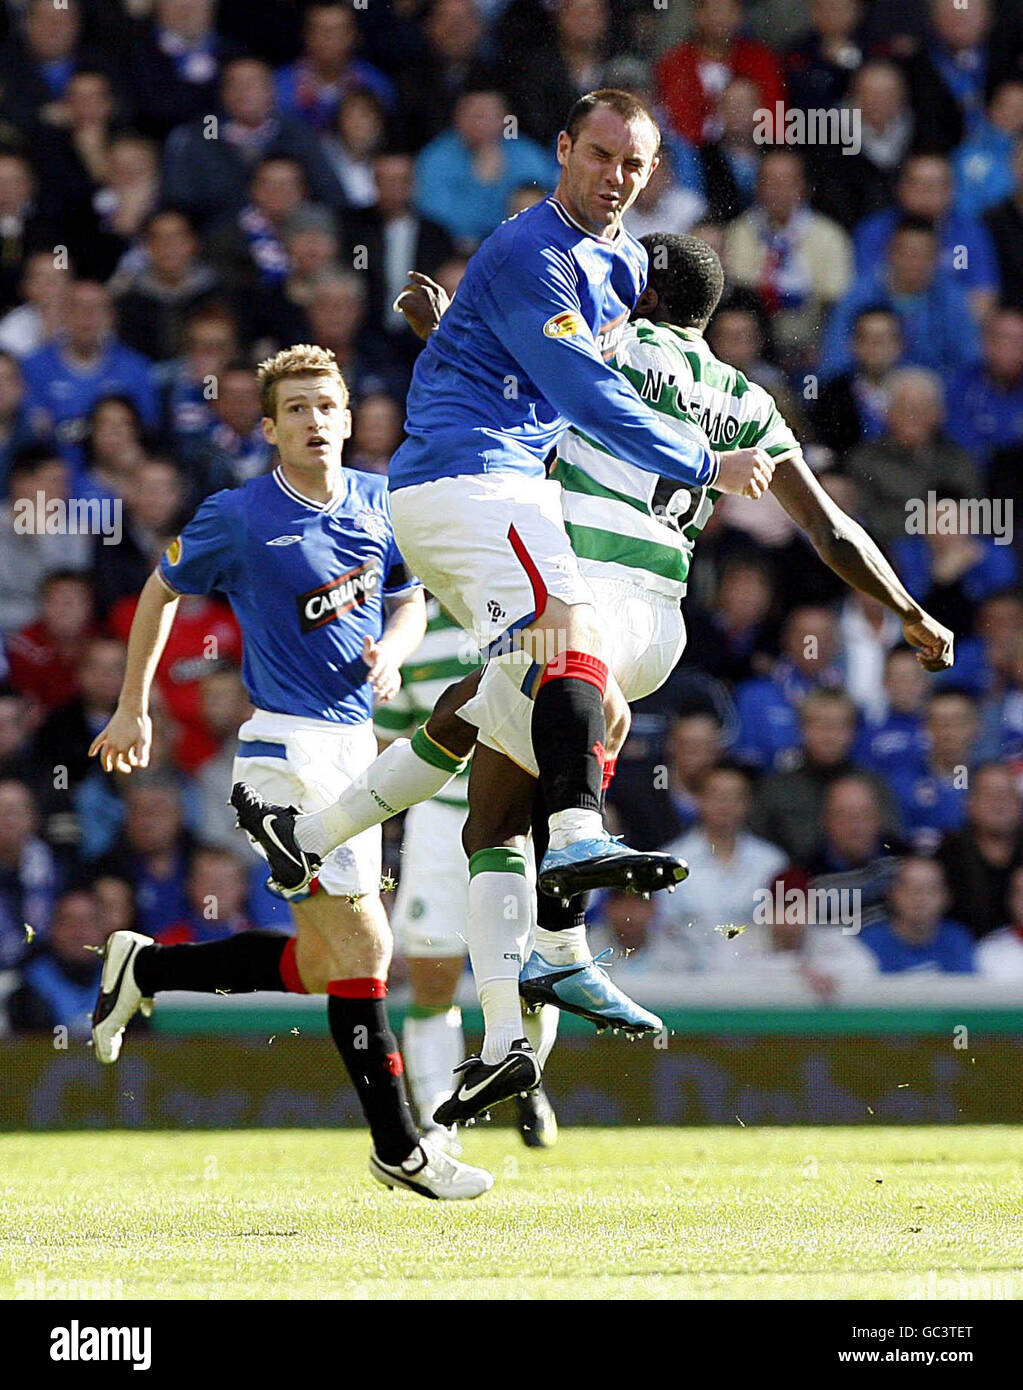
left=88, top=344, right=493, bottom=1201
left=240, top=89, right=778, bottom=1116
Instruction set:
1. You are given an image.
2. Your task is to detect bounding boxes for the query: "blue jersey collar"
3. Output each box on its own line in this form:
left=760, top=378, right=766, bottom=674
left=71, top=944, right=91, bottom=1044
left=273, top=465, right=347, bottom=513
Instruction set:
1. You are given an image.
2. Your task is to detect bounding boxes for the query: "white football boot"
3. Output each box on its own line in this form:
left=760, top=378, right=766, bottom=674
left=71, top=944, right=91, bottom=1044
left=369, top=1136, right=493, bottom=1200
left=92, top=930, right=154, bottom=1063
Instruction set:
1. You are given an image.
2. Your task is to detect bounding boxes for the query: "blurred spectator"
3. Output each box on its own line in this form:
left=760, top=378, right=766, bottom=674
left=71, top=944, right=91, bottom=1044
left=302, top=270, right=409, bottom=404
left=902, top=0, right=1003, bottom=156
left=820, top=219, right=982, bottom=387
left=610, top=709, right=724, bottom=851
left=395, top=0, right=499, bottom=153
left=0, top=352, right=42, bottom=494
left=505, top=0, right=612, bottom=150
left=6, top=887, right=105, bottom=1036
left=250, top=205, right=342, bottom=349
left=91, top=457, right=187, bottom=615
left=808, top=307, right=901, bottom=459
left=936, top=762, right=1023, bottom=940
left=0, top=153, right=60, bottom=317
left=586, top=889, right=693, bottom=981
left=0, top=0, right=114, bottom=135
left=655, top=0, right=786, bottom=146
left=810, top=62, right=914, bottom=230
left=0, top=778, right=60, bottom=968
left=851, top=154, right=1000, bottom=325
left=860, top=857, right=975, bottom=973
left=112, top=209, right=221, bottom=366
left=79, top=395, right=150, bottom=504
left=890, top=499, right=1018, bottom=638
left=274, top=0, right=394, bottom=135
left=194, top=666, right=252, bottom=850
left=180, top=363, right=274, bottom=491
left=694, top=76, right=763, bottom=224
left=415, top=88, right=554, bottom=249
left=161, top=56, right=342, bottom=228
left=975, top=864, right=1023, bottom=983
left=204, top=156, right=313, bottom=307
left=162, top=304, right=240, bottom=450
left=854, top=645, right=930, bottom=779
left=660, top=763, right=789, bottom=967
left=93, top=870, right=141, bottom=939
left=683, top=553, right=776, bottom=685
left=945, top=308, right=1023, bottom=471
left=348, top=151, right=454, bottom=356
left=20, top=280, right=160, bottom=479
left=838, top=592, right=903, bottom=723
left=953, top=79, right=1023, bottom=220
left=156, top=844, right=253, bottom=943
left=89, top=133, right=162, bottom=272
left=705, top=296, right=800, bottom=421
left=749, top=689, right=895, bottom=863
left=887, top=689, right=978, bottom=853
left=0, top=250, right=69, bottom=360
left=974, top=594, right=1023, bottom=766
left=0, top=450, right=90, bottom=634
left=784, top=0, right=864, bottom=112
left=0, top=688, right=36, bottom=784
left=348, top=393, right=403, bottom=476
left=724, top=149, right=851, bottom=365
left=321, top=88, right=392, bottom=210
left=625, top=145, right=705, bottom=239
left=984, top=137, right=1023, bottom=308
left=844, top=368, right=979, bottom=547
left=806, top=774, right=907, bottom=926
left=108, top=593, right=242, bottom=778
left=734, top=604, right=844, bottom=770
left=126, top=0, right=246, bottom=142
left=8, top=570, right=97, bottom=715
left=96, top=774, right=194, bottom=936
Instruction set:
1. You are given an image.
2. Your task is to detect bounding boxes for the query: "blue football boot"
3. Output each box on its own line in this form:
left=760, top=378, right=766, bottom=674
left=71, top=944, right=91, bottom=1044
left=538, top=834, right=687, bottom=901
left=519, top=948, right=663, bottom=1035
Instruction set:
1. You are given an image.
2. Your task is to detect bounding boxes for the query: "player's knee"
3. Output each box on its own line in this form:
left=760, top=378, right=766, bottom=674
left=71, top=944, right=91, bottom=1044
left=605, top=686, right=631, bottom=756
left=462, top=811, right=529, bottom=861
left=426, top=673, right=481, bottom=760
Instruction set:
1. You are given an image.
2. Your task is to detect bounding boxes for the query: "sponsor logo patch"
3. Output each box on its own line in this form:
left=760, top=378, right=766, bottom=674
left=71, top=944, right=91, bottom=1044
left=165, top=536, right=182, bottom=566
left=298, top=561, right=379, bottom=632
left=543, top=310, right=584, bottom=339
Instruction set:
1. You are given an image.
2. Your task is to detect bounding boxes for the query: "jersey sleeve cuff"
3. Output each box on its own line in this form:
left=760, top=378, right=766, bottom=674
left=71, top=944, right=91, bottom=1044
left=154, top=566, right=183, bottom=596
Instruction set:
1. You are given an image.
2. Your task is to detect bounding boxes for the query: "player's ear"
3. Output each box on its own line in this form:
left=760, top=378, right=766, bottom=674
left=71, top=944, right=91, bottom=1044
left=555, top=130, right=572, bottom=166
left=261, top=415, right=277, bottom=446
left=636, top=287, right=659, bottom=317
left=341, top=408, right=352, bottom=440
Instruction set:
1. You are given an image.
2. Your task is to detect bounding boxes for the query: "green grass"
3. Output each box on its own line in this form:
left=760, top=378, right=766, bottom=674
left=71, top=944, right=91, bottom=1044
left=1, top=1127, right=1020, bottom=1299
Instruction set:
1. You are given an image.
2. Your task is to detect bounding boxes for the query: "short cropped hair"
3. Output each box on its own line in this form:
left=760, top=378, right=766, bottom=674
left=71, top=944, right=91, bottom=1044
left=564, top=88, right=661, bottom=155
left=640, top=232, right=725, bottom=329
left=257, top=344, right=349, bottom=420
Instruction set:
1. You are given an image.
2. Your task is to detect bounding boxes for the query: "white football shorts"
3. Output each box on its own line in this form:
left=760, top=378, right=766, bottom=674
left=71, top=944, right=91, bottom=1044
left=389, top=472, right=594, bottom=654
left=458, top=577, right=687, bottom=775
left=232, top=709, right=381, bottom=897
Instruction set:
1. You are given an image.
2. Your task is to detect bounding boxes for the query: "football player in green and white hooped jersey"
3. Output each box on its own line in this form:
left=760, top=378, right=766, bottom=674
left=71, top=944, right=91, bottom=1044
left=376, top=599, right=559, bottom=1149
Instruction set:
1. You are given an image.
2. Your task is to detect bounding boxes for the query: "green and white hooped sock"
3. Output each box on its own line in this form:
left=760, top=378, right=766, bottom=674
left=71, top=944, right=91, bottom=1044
left=295, top=727, right=467, bottom=858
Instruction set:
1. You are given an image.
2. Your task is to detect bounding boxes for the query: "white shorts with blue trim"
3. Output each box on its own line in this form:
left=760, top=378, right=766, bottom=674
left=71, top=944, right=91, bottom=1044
left=457, top=577, right=687, bottom=776
left=389, top=472, right=594, bottom=654
left=232, top=709, right=382, bottom=898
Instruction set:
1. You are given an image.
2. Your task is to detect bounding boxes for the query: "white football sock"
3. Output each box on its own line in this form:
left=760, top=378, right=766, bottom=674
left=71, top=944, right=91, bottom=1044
left=547, top=808, right=603, bottom=850
left=533, top=923, right=590, bottom=965
left=522, top=1002, right=559, bottom=1067
left=294, top=728, right=467, bottom=858
left=467, top=848, right=531, bottom=1064
left=403, top=1005, right=464, bottom=1128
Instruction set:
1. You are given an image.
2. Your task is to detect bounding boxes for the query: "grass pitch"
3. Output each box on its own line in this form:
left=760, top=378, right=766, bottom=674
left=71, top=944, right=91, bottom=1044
left=0, top=1127, right=1019, bottom=1300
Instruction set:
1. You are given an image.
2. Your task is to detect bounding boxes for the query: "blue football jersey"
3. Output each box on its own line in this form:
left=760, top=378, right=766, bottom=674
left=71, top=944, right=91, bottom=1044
left=158, top=466, right=419, bottom=723
left=389, top=196, right=717, bottom=492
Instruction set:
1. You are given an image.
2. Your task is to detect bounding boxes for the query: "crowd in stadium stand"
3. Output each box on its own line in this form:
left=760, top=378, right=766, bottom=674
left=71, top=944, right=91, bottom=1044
left=2, top=0, right=1023, bottom=1034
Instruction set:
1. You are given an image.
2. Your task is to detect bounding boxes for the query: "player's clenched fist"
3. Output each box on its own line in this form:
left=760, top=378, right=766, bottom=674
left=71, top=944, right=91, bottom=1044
left=88, top=708, right=152, bottom=775
left=903, top=612, right=955, bottom=672
left=714, top=446, right=776, bottom=499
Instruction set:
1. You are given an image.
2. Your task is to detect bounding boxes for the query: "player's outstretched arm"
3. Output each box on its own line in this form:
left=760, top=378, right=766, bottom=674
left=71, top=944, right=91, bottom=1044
left=88, top=570, right=181, bottom=773
left=770, top=451, right=954, bottom=671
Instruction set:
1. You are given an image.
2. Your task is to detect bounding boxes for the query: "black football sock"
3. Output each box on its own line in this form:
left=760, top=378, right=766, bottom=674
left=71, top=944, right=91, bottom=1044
left=133, top=931, right=306, bottom=996
left=327, top=980, right=420, bottom=1165
left=531, top=652, right=608, bottom=815
left=532, top=782, right=588, bottom=932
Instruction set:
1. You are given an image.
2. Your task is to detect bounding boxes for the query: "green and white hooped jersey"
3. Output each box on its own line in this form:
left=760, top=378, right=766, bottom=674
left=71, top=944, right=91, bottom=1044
left=552, top=319, right=801, bottom=599
left=374, top=599, right=479, bottom=809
